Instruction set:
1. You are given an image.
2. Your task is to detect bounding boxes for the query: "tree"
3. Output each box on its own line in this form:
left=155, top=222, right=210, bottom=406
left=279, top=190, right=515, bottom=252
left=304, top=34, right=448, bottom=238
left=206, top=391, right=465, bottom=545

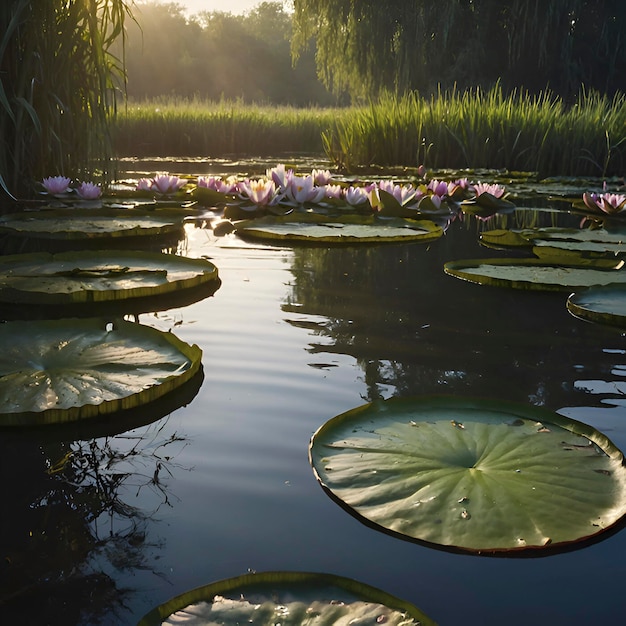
left=291, top=0, right=626, bottom=101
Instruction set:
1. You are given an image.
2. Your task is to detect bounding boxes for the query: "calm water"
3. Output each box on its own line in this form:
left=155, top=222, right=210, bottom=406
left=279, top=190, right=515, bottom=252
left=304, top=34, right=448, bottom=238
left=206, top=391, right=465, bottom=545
left=2, top=164, right=626, bottom=625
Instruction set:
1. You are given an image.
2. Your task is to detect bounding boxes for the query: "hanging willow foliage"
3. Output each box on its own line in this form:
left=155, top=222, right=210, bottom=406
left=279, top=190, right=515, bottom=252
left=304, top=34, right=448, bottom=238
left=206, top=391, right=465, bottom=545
left=0, top=0, right=132, bottom=199
left=291, top=0, right=626, bottom=101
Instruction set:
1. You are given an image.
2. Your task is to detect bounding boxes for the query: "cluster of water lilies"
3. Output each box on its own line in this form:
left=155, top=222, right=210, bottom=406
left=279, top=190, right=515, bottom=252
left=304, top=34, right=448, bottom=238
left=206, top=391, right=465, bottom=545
left=136, top=173, right=188, bottom=195
left=582, top=190, right=626, bottom=215
left=41, top=175, right=102, bottom=200
left=192, top=164, right=511, bottom=218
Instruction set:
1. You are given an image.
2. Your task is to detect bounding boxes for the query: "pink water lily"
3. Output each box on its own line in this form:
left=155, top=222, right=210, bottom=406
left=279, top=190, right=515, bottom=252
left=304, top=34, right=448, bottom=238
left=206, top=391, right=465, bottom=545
left=75, top=181, right=102, bottom=200
left=324, top=184, right=343, bottom=199
left=136, top=178, right=153, bottom=192
left=198, top=175, right=238, bottom=194
left=238, top=178, right=278, bottom=207
left=312, top=168, right=332, bottom=185
left=267, top=163, right=293, bottom=191
left=473, top=182, right=506, bottom=199
left=42, top=175, right=71, bottom=195
left=427, top=179, right=449, bottom=198
left=344, top=185, right=369, bottom=206
left=583, top=192, right=626, bottom=215
left=151, top=174, right=187, bottom=195
left=378, top=180, right=418, bottom=206
left=286, top=175, right=326, bottom=204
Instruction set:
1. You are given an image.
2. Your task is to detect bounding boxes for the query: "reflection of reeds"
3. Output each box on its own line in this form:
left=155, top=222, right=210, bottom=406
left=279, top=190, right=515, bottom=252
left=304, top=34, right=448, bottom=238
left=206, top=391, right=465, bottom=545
left=117, top=87, right=626, bottom=178
left=0, top=0, right=130, bottom=197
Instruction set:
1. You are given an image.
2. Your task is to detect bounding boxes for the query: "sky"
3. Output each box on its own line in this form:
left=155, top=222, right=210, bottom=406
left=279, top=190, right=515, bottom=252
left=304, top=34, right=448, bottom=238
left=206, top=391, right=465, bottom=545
left=169, top=0, right=281, bottom=15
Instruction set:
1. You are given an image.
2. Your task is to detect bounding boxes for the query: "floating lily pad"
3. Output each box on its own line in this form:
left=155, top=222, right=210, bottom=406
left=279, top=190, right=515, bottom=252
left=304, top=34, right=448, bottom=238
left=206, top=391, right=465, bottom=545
left=567, top=286, right=626, bottom=328
left=0, top=317, right=202, bottom=426
left=481, top=227, right=626, bottom=255
left=0, top=249, right=220, bottom=312
left=444, top=253, right=626, bottom=291
left=0, top=208, right=187, bottom=253
left=309, top=396, right=626, bottom=555
left=236, top=214, right=443, bottom=244
left=137, top=571, right=436, bottom=626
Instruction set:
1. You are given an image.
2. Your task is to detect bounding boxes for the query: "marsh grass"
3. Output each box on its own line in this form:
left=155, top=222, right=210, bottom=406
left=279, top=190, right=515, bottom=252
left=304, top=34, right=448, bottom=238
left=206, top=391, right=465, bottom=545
left=114, top=99, right=341, bottom=157
left=116, top=87, right=625, bottom=178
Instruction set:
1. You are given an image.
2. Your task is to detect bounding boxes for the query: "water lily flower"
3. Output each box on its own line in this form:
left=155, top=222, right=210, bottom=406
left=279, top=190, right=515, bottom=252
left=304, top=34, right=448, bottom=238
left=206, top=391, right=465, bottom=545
left=136, top=178, right=153, bottom=192
left=324, top=184, right=343, bottom=200
left=286, top=174, right=326, bottom=204
left=238, top=178, right=278, bottom=207
left=75, top=181, right=102, bottom=200
left=428, top=179, right=449, bottom=199
left=344, top=185, right=370, bottom=206
left=151, top=173, right=187, bottom=195
left=197, top=175, right=238, bottom=194
left=42, top=175, right=71, bottom=195
left=473, top=182, right=506, bottom=199
left=312, top=168, right=332, bottom=185
left=378, top=180, right=418, bottom=206
left=583, top=191, right=626, bottom=215
left=267, top=163, right=293, bottom=191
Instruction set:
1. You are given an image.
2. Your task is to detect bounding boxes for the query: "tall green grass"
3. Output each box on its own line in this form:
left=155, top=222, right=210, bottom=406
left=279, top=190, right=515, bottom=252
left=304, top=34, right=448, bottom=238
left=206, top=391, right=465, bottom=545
left=115, top=87, right=626, bottom=177
left=114, top=98, right=341, bottom=157
left=326, top=87, right=626, bottom=177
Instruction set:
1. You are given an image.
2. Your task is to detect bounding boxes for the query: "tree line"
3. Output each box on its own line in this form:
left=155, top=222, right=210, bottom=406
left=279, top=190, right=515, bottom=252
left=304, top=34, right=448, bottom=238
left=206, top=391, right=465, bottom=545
left=122, top=1, right=338, bottom=106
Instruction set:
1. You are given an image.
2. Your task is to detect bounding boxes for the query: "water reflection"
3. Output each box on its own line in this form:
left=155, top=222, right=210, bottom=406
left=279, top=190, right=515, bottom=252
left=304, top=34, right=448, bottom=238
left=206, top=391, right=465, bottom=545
left=283, top=215, right=626, bottom=410
left=0, top=416, right=189, bottom=625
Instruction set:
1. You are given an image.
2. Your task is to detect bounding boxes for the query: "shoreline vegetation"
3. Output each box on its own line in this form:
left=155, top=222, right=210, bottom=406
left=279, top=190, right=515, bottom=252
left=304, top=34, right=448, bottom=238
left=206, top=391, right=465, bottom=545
left=114, top=87, right=626, bottom=178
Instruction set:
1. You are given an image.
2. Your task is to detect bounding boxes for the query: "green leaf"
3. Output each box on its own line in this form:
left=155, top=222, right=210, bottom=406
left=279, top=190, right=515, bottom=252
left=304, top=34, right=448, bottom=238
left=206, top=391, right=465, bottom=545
left=0, top=318, right=202, bottom=426
left=481, top=226, right=626, bottom=255
left=0, top=249, right=220, bottom=306
left=0, top=208, right=186, bottom=242
left=567, top=286, right=626, bottom=328
left=444, top=254, right=626, bottom=291
left=236, top=214, right=443, bottom=244
left=137, top=571, right=437, bottom=626
left=309, top=396, right=626, bottom=555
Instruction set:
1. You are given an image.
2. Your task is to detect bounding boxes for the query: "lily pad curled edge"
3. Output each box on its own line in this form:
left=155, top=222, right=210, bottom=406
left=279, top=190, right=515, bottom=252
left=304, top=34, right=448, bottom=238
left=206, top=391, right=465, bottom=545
left=0, top=208, right=187, bottom=240
left=309, top=396, right=626, bottom=555
left=0, top=317, right=202, bottom=426
left=235, top=214, right=443, bottom=244
left=137, top=571, right=437, bottom=626
left=444, top=253, right=626, bottom=291
left=0, top=249, right=219, bottom=305
left=567, top=286, right=626, bottom=328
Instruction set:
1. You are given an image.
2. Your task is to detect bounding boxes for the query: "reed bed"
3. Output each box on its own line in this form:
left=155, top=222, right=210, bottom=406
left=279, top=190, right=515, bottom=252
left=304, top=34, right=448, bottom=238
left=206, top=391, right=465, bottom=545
left=114, top=99, right=340, bottom=157
left=114, top=88, right=626, bottom=177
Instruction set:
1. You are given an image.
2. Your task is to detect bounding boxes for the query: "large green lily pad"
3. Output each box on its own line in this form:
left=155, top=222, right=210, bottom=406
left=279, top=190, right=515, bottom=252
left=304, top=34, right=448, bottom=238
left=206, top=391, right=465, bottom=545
left=236, top=214, right=443, bottom=244
left=567, top=286, right=626, bottom=328
left=444, top=253, right=626, bottom=291
left=0, top=249, right=219, bottom=307
left=481, top=227, right=626, bottom=254
left=0, top=317, right=202, bottom=426
left=309, top=396, right=626, bottom=555
left=138, top=571, right=437, bottom=626
left=0, top=208, right=186, bottom=240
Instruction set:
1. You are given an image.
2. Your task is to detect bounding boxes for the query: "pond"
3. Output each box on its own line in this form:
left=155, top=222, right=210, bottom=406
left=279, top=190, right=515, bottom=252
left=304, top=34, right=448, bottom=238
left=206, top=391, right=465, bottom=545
left=1, top=159, right=626, bottom=625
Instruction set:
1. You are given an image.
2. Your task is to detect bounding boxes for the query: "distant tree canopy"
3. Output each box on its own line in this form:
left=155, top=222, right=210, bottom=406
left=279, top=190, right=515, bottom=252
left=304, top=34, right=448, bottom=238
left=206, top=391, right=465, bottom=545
left=291, top=0, right=626, bottom=100
left=123, top=1, right=336, bottom=105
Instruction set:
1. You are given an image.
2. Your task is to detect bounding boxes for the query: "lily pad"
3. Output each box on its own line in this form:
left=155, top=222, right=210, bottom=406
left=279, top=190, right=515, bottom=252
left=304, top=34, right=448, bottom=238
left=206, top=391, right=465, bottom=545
left=0, top=249, right=220, bottom=309
left=309, top=396, right=626, bottom=555
left=0, top=317, right=202, bottom=426
left=567, top=286, right=626, bottom=328
left=137, top=571, right=436, bottom=626
left=444, top=253, right=626, bottom=291
left=481, top=227, right=626, bottom=255
left=236, top=214, right=443, bottom=244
